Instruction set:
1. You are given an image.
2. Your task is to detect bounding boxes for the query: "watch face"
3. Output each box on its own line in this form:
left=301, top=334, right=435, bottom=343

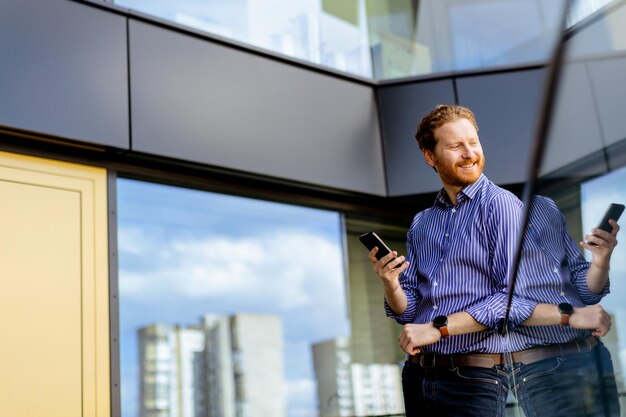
left=433, top=315, right=448, bottom=328
left=558, top=303, right=573, bottom=315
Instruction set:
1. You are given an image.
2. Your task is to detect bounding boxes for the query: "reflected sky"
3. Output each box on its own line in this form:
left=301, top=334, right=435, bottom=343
left=117, top=178, right=349, bottom=417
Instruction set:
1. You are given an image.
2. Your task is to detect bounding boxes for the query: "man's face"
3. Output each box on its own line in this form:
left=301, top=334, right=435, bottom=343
left=424, top=118, right=485, bottom=189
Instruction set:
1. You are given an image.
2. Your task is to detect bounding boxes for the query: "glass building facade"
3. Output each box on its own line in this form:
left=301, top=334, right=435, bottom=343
left=114, top=0, right=617, bottom=80
left=2, top=1, right=626, bottom=417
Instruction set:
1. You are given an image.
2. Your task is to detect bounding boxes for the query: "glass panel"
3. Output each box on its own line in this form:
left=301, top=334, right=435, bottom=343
left=508, top=0, right=626, bottom=415
left=114, top=0, right=373, bottom=78
left=112, top=0, right=611, bottom=80
left=117, top=179, right=350, bottom=417
left=368, top=0, right=564, bottom=79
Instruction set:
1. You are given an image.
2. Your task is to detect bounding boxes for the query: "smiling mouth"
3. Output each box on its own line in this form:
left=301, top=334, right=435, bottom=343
left=457, top=162, right=477, bottom=169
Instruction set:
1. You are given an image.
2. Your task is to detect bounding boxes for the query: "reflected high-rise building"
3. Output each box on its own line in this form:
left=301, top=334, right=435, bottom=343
left=203, top=314, right=285, bottom=417
left=138, top=314, right=285, bottom=417
left=138, top=324, right=206, bottom=417
left=312, top=337, right=404, bottom=417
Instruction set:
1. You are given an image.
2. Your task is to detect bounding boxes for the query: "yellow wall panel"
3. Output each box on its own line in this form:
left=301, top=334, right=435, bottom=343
left=0, top=151, right=109, bottom=417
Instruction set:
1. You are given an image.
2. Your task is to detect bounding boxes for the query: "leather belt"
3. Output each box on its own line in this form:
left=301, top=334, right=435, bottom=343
left=409, top=336, right=598, bottom=369
left=410, top=352, right=503, bottom=369
left=511, top=335, right=598, bottom=365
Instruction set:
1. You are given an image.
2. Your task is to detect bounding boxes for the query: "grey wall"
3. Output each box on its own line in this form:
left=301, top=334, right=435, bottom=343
left=456, top=69, right=546, bottom=185
left=128, top=20, right=386, bottom=195
left=540, top=55, right=626, bottom=177
left=540, top=61, right=607, bottom=177
left=377, top=80, right=456, bottom=196
left=0, top=0, right=129, bottom=148
left=586, top=56, right=626, bottom=147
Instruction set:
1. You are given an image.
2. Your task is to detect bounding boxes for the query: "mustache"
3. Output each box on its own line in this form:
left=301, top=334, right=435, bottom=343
left=456, top=157, right=482, bottom=167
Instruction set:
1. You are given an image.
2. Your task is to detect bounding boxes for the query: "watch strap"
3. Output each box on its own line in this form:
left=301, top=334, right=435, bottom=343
left=433, top=315, right=449, bottom=338
left=558, top=303, right=573, bottom=326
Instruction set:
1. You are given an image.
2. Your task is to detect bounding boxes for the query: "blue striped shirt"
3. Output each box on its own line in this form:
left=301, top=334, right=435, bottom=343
left=385, top=175, right=523, bottom=354
left=507, top=195, right=610, bottom=350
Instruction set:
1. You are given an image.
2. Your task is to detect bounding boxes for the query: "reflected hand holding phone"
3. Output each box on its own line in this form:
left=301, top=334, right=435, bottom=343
left=587, top=203, right=624, bottom=246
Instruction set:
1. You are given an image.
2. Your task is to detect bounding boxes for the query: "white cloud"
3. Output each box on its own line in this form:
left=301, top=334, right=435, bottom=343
left=118, top=226, right=152, bottom=256
left=118, top=228, right=346, bottom=312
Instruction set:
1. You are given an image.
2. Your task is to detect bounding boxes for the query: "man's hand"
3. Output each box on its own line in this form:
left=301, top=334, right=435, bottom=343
left=398, top=323, right=441, bottom=355
left=368, top=248, right=408, bottom=285
left=580, top=220, right=619, bottom=293
left=569, top=304, right=611, bottom=337
left=368, top=248, right=409, bottom=315
left=581, top=220, right=620, bottom=265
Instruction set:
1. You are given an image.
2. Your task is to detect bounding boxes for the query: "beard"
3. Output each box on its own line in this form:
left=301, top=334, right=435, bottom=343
left=435, top=156, right=485, bottom=188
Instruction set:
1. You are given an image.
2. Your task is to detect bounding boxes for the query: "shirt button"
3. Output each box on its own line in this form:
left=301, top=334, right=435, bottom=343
left=445, top=233, right=449, bottom=237
left=439, top=258, right=444, bottom=262
left=451, top=209, right=456, bottom=213
left=433, top=305, right=438, bottom=310
left=560, top=292, right=565, bottom=296
left=434, top=282, right=438, bottom=286
left=553, top=268, right=558, bottom=273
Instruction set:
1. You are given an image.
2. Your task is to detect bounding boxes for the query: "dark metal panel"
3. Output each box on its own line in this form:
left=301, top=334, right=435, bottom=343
left=128, top=20, right=386, bottom=196
left=377, top=80, right=456, bottom=196
left=540, top=62, right=606, bottom=177
left=456, top=69, right=546, bottom=185
left=0, top=0, right=129, bottom=148
left=586, top=56, right=626, bottom=147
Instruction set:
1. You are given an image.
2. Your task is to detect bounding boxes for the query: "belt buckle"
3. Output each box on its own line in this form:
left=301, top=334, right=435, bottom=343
left=420, top=353, right=436, bottom=368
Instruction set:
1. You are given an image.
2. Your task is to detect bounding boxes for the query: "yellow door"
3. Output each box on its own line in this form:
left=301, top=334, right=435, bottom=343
left=0, top=151, right=110, bottom=417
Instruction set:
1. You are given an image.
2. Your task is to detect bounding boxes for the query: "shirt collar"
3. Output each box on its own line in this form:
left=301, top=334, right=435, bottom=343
left=434, top=174, right=486, bottom=207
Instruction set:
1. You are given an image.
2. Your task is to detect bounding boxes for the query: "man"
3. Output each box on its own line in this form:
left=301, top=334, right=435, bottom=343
left=506, top=195, right=621, bottom=417
left=369, top=104, right=522, bottom=416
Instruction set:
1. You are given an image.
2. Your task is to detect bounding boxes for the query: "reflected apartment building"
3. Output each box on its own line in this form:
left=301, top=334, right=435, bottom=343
left=313, top=338, right=404, bottom=417
left=138, top=314, right=285, bottom=417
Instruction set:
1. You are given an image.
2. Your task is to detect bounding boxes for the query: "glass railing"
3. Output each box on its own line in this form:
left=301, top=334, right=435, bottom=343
left=113, top=0, right=622, bottom=81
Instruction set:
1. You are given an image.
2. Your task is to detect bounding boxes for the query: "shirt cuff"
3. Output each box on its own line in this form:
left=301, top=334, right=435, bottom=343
left=384, top=298, right=416, bottom=324
left=507, top=297, right=538, bottom=329
left=578, top=280, right=610, bottom=304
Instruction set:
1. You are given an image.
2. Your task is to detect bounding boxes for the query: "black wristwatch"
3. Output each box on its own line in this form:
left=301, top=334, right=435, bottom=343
left=558, top=302, right=574, bottom=326
left=433, top=315, right=449, bottom=338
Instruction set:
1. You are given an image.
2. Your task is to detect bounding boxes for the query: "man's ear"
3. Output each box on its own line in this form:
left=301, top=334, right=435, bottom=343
left=422, top=148, right=436, bottom=168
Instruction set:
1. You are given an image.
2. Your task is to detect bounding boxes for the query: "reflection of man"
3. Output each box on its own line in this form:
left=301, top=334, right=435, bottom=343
left=368, top=104, right=521, bottom=417
left=508, top=195, right=621, bottom=417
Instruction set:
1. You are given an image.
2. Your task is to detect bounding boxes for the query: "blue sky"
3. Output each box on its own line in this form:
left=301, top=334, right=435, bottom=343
left=117, top=178, right=349, bottom=417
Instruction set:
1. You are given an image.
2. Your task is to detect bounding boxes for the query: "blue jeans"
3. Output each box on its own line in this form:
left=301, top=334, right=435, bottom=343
left=511, top=343, right=620, bottom=417
left=402, top=360, right=509, bottom=417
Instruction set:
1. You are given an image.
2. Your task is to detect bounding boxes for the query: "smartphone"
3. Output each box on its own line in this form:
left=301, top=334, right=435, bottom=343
left=359, top=232, right=398, bottom=264
left=588, top=203, right=624, bottom=246
left=596, top=203, right=624, bottom=232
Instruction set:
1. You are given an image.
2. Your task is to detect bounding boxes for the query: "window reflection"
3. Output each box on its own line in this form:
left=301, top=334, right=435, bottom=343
left=581, top=165, right=626, bottom=405
left=111, top=0, right=613, bottom=80
left=117, top=179, right=350, bottom=417
left=114, top=0, right=373, bottom=78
